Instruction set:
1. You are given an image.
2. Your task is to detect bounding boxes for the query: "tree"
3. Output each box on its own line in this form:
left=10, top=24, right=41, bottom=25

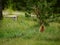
left=25, top=0, right=58, bottom=32
left=2, top=0, right=60, bottom=28
left=0, top=0, right=3, bottom=20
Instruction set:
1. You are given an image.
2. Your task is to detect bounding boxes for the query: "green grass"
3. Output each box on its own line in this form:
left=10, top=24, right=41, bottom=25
left=0, top=15, right=60, bottom=45
left=0, top=38, right=60, bottom=45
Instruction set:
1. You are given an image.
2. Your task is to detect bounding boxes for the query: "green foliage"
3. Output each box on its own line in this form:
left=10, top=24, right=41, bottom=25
left=25, top=0, right=60, bottom=26
left=25, top=12, right=31, bottom=17
left=2, top=0, right=60, bottom=15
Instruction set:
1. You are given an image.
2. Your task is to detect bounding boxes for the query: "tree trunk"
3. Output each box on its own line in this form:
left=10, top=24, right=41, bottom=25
left=0, top=0, right=3, bottom=20
left=0, top=9, right=2, bottom=20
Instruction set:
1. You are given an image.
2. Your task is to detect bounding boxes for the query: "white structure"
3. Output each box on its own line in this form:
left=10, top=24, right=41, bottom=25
left=4, top=15, right=18, bottom=21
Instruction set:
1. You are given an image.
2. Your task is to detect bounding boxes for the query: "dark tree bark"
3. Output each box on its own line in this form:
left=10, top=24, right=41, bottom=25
left=0, top=0, right=3, bottom=20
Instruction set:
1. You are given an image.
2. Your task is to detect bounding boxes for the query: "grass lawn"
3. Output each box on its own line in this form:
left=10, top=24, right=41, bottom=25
left=0, top=14, right=60, bottom=45
left=0, top=38, right=60, bottom=45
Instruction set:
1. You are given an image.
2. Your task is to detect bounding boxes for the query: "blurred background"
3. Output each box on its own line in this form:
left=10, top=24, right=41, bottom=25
left=0, top=0, right=60, bottom=45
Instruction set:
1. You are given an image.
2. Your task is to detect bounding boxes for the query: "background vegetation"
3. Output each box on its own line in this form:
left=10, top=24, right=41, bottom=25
left=0, top=0, right=60, bottom=45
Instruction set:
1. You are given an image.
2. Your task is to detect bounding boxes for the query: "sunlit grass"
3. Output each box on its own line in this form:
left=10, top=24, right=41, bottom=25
left=0, top=38, right=60, bottom=45
left=0, top=14, right=60, bottom=45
